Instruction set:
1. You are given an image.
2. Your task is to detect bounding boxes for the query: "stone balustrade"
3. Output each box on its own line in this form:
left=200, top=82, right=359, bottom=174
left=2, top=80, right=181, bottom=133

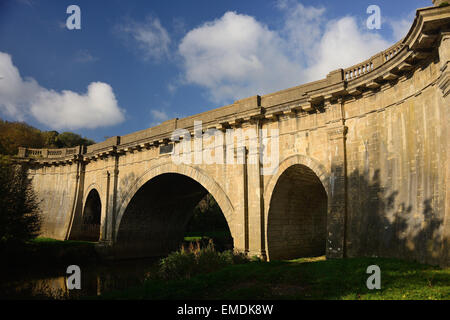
left=345, top=58, right=377, bottom=81
left=17, top=146, right=84, bottom=160
left=383, top=43, right=406, bottom=62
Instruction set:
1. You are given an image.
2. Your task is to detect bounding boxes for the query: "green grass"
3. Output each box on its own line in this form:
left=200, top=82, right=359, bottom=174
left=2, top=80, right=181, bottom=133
left=184, top=236, right=203, bottom=241
left=99, top=256, right=450, bottom=300
left=30, top=237, right=96, bottom=247
left=184, top=231, right=231, bottom=241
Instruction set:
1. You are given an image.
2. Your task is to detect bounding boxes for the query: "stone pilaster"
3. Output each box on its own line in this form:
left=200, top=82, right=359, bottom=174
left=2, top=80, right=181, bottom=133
left=326, top=125, right=348, bottom=258
left=438, top=31, right=450, bottom=265
left=64, top=161, right=84, bottom=240
left=236, top=146, right=249, bottom=254
left=99, top=170, right=112, bottom=243
left=245, top=120, right=267, bottom=259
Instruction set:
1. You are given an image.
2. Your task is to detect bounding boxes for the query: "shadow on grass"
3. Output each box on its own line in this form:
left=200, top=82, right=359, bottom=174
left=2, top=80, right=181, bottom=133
left=98, top=257, right=449, bottom=300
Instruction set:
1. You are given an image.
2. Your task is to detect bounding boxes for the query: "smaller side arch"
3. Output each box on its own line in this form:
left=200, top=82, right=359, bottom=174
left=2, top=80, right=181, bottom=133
left=264, top=154, right=330, bottom=260
left=69, top=186, right=102, bottom=241
left=83, top=183, right=103, bottom=209
left=264, top=154, right=330, bottom=210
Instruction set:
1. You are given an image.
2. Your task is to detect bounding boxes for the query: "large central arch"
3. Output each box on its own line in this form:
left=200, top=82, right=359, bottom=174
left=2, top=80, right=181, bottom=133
left=113, top=162, right=235, bottom=258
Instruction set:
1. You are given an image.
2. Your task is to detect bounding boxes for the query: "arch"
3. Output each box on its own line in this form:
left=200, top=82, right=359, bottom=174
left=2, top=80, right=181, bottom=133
left=83, top=189, right=101, bottom=225
left=114, top=162, right=235, bottom=242
left=264, top=154, right=330, bottom=209
left=83, top=182, right=103, bottom=208
left=70, top=187, right=102, bottom=241
left=264, top=155, right=329, bottom=261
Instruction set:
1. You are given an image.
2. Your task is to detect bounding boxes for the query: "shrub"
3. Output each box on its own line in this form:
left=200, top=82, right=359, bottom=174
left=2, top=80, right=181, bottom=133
left=229, top=251, right=250, bottom=264
left=196, top=241, right=229, bottom=274
left=156, top=239, right=249, bottom=280
left=158, top=249, right=197, bottom=280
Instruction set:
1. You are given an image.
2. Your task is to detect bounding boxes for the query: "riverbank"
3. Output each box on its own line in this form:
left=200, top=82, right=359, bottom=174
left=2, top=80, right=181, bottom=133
left=99, top=256, right=450, bottom=300
left=0, top=237, right=156, bottom=299
left=0, top=237, right=99, bottom=279
left=1, top=239, right=449, bottom=300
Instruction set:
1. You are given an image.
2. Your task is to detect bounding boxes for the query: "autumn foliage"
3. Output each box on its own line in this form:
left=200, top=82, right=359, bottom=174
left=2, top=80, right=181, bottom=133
left=0, top=119, right=95, bottom=156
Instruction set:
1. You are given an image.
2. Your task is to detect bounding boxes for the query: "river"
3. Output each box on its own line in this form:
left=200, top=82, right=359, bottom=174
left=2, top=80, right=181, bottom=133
left=0, top=258, right=160, bottom=299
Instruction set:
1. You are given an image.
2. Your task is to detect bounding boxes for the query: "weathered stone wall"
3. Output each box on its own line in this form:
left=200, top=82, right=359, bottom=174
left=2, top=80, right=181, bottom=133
left=28, top=162, right=80, bottom=240
left=345, top=54, right=448, bottom=265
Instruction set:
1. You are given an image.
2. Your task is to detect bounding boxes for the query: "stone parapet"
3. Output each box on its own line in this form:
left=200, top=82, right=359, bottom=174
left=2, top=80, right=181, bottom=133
left=16, top=146, right=84, bottom=162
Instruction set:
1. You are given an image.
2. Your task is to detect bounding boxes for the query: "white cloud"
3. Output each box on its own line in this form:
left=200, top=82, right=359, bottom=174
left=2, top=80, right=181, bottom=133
left=388, top=17, right=414, bottom=41
left=74, top=49, right=98, bottom=63
left=179, top=11, right=302, bottom=103
left=0, top=52, right=125, bottom=130
left=150, top=108, right=173, bottom=127
left=167, top=83, right=177, bottom=94
left=0, top=52, right=41, bottom=120
left=15, top=0, right=34, bottom=6
left=119, top=17, right=171, bottom=61
left=277, top=0, right=326, bottom=63
left=305, top=17, right=391, bottom=79
left=177, top=2, right=397, bottom=104
left=150, top=109, right=169, bottom=122
left=30, top=82, right=124, bottom=130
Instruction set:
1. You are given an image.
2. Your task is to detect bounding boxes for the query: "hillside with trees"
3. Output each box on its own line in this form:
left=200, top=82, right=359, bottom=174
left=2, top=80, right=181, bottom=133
left=0, top=119, right=95, bottom=156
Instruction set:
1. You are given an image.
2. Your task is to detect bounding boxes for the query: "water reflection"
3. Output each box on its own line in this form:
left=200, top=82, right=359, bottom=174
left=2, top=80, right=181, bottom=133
left=0, top=258, right=159, bottom=300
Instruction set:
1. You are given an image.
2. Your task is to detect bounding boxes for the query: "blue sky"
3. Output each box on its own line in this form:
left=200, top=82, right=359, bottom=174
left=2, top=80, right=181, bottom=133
left=0, top=0, right=431, bottom=142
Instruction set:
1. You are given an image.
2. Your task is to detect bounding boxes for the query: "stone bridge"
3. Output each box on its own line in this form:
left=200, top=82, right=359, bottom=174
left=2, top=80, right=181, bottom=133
left=15, top=3, right=450, bottom=266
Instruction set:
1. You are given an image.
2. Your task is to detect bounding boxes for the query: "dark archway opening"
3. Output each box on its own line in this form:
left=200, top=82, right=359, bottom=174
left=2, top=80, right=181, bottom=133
left=185, top=193, right=233, bottom=251
left=116, top=173, right=232, bottom=259
left=267, top=164, right=327, bottom=261
left=71, top=189, right=101, bottom=241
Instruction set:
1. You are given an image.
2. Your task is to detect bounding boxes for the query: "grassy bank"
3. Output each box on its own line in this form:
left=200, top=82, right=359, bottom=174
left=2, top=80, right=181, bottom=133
left=99, top=256, right=450, bottom=300
left=0, top=237, right=99, bottom=278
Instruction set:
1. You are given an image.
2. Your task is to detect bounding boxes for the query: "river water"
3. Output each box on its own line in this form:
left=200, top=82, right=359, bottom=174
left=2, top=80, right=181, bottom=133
left=0, top=258, right=160, bottom=300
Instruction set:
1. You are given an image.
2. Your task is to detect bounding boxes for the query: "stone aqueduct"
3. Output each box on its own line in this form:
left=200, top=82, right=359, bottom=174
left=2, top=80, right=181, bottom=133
left=15, top=3, right=450, bottom=266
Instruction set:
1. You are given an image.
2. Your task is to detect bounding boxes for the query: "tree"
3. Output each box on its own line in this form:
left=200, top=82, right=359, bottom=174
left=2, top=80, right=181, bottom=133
left=56, top=131, right=95, bottom=148
left=42, top=130, right=59, bottom=148
left=0, top=119, right=96, bottom=156
left=0, top=156, right=41, bottom=246
left=0, top=120, right=45, bottom=155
